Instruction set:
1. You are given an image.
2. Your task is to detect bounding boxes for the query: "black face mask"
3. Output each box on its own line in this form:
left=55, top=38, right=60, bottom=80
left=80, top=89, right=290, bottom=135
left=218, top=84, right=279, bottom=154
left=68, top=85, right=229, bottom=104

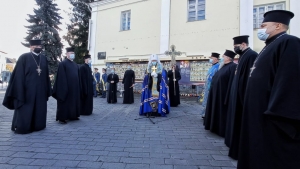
left=234, top=46, right=243, bottom=55
left=33, top=48, right=42, bottom=54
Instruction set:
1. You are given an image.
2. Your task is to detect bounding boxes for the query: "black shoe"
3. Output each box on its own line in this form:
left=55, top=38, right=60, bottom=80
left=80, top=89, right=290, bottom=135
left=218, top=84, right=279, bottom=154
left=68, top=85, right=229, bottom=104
left=59, top=120, right=67, bottom=124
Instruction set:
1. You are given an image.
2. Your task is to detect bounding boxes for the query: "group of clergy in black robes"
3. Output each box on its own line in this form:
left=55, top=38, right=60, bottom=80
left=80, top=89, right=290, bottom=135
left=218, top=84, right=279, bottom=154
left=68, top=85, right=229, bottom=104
left=103, top=66, right=134, bottom=104
left=3, top=45, right=95, bottom=131
left=108, top=63, right=181, bottom=107
left=52, top=48, right=94, bottom=124
left=203, top=10, right=300, bottom=169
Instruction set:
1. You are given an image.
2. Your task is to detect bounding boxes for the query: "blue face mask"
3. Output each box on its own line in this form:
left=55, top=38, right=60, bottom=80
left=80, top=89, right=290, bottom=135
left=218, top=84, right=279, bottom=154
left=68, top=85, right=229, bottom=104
left=209, top=59, right=213, bottom=64
left=152, top=62, right=157, bottom=65
left=111, top=70, right=114, bottom=73
left=219, top=58, right=224, bottom=63
left=69, top=54, right=75, bottom=60
left=257, top=28, right=270, bottom=41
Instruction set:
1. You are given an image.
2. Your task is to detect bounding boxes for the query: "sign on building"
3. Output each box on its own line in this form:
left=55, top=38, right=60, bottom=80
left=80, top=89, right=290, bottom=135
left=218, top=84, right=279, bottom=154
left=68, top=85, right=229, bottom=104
left=97, top=52, right=106, bottom=60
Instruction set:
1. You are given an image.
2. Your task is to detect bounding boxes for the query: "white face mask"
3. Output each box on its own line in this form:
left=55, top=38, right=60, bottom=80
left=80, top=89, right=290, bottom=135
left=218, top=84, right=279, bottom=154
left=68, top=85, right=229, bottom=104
left=69, top=54, right=75, bottom=60
left=257, top=24, right=277, bottom=41
left=88, top=59, right=92, bottom=64
left=257, top=29, right=270, bottom=41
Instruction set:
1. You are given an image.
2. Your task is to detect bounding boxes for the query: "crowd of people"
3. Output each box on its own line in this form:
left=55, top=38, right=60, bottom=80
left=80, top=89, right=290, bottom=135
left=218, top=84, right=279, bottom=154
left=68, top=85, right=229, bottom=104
left=2, top=9, right=300, bottom=169
left=202, top=10, right=300, bottom=169
left=2, top=41, right=182, bottom=130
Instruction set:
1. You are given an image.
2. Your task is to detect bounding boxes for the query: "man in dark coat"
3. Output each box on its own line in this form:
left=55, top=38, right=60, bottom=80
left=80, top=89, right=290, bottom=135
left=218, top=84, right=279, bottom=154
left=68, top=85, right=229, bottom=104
left=204, top=50, right=237, bottom=137
left=79, top=55, right=93, bottom=115
left=2, top=39, right=51, bottom=134
left=122, top=64, right=135, bottom=104
left=224, top=36, right=258, bottom=160
left=52, top=47, right=81, bottom=124
left=238, top=10, right=300, bottom=169
left=168, top=64, right=181, bottom=107
left=93, top=68, right=100, bottom=97
left=107, top=68, right=119, bottom=103
left=101, top=68, right=107, bottom=98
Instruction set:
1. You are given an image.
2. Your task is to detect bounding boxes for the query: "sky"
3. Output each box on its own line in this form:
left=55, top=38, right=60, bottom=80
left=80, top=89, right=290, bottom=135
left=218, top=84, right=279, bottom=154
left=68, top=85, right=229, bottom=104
left=0, top=0, right=72, bottom=59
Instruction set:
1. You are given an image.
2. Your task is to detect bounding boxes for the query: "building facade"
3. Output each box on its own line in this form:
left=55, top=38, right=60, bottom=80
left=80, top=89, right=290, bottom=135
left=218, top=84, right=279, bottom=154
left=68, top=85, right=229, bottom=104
left=88, top=0, right=299, bottom=70
left=0, top=51, right=7, bottom=73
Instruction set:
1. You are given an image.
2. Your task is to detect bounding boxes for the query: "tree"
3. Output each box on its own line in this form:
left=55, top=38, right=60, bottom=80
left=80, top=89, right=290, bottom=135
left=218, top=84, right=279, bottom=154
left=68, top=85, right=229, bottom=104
left=64, top=0, right=95, bottom=64
left=23, top=0, right=63, bottom=74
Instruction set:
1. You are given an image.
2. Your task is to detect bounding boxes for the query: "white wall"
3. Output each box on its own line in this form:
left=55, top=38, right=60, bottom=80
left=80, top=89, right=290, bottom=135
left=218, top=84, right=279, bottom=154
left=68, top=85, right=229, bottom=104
left=169, top=0, right=240, bottom=57
left=290, top=0, right=300, bottom=37
left=159, top=0, right=170, bottom=54
left=240, top=0, right=254, bottom=48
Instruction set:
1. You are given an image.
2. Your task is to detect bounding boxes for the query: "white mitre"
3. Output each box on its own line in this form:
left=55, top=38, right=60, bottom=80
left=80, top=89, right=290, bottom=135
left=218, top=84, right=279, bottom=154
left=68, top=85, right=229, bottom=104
left=148, top=54, right=161, bottom=65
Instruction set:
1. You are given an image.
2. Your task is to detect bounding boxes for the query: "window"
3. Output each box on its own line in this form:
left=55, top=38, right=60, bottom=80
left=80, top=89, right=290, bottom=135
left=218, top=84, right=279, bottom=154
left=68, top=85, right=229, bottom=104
left=188, top=0, right=205, bottom=22
left=121, top=10, right=131, bottom=31
left=253, top=3, right=285, bottom=29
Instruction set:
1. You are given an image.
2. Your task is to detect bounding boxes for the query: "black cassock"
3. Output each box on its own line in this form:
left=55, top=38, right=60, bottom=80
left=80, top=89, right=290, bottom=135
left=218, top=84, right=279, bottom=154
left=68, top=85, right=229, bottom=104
left=122, top=69, right=135, bottom=104
left=224, top=48, right=258, bottom=159
left=107, top=73, right=119, bottom=103
left=204, top=62, right=236, bottom=137
left=167, top=69, right=181, bottom=107
left=2, top=52, right=51, bottom=134
left=52, top=59, right=81, bottom=121
left=238, top=33, right=300, bottom=169
left=79, top=63, right=93, bottom=115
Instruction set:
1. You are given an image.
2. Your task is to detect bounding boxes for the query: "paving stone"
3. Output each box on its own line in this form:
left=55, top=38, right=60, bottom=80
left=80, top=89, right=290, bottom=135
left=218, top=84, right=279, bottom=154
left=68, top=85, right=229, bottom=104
left=30, top=159, right=57, bottom=166
left=14, top=166, right=41, bottom=169
left=174, top=165, right=199, bottom=169
left=97, top=156, right=121, bottom=163
left=141, top=158, right=165, bottom=164
left=129, top=152, right=150, bottom=158
left=53, top=160, right=80, bottom=167
left=54, top=154, right=78, bottom=160
left=73, top=154, right=99, bottom=162
left=165, top=159, right=188, bottom=165
left=125, top=163, right=150, bottom=169
left=8, top=158, right=35, bottom=165
left=40, top=167, right=65, bottom=169
left=77, top=161, right=103, bottom=168
left=48, top=148, right=70, bottom=154
left=212, top=155, right=232, bottom=161
left=0, top=157, right=12, bottom=163
left=32, top=153, right=57, bottom=159
left=0, top=164, right=17, bottom=169
left=120, top=157, right=143, bottom=163
left=100, top=162, right=126, bottom=169
left=209, top=160, right=235, bottom=167
left=150, top=164, right=174, bottom=169
left=198, top=167, right=221, bottom=169
left=11, top=152, right=36, bottom=158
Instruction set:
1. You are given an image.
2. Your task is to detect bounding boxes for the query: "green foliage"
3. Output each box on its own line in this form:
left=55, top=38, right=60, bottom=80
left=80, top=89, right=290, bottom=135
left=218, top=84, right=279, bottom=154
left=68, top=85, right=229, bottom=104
left=22, top=0, right=63, bottom=75
left=64, top=0, right=95, bottom=64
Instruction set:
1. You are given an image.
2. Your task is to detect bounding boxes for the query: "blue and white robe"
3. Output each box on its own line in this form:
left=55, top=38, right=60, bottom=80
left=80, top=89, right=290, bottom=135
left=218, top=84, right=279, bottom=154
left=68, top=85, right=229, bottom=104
left=201, top=63, right=220, bottom=116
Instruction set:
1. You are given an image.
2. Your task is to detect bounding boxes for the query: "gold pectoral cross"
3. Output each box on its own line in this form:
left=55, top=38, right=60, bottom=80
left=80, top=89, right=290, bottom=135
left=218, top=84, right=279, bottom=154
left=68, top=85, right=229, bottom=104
left=151, top=65, right=157, bottom=73
left=37, top=66, right=42, bottom=76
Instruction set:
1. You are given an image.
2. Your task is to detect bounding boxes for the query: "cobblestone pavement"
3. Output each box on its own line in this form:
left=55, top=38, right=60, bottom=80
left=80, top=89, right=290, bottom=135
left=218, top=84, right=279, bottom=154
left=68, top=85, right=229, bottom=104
left=0, top=91, right=236, bottom=169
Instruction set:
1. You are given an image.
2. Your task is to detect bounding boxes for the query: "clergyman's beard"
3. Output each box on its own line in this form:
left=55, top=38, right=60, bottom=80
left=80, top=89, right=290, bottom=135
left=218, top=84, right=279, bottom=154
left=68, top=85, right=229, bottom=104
left=218, top=62, right=225, bottom=70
